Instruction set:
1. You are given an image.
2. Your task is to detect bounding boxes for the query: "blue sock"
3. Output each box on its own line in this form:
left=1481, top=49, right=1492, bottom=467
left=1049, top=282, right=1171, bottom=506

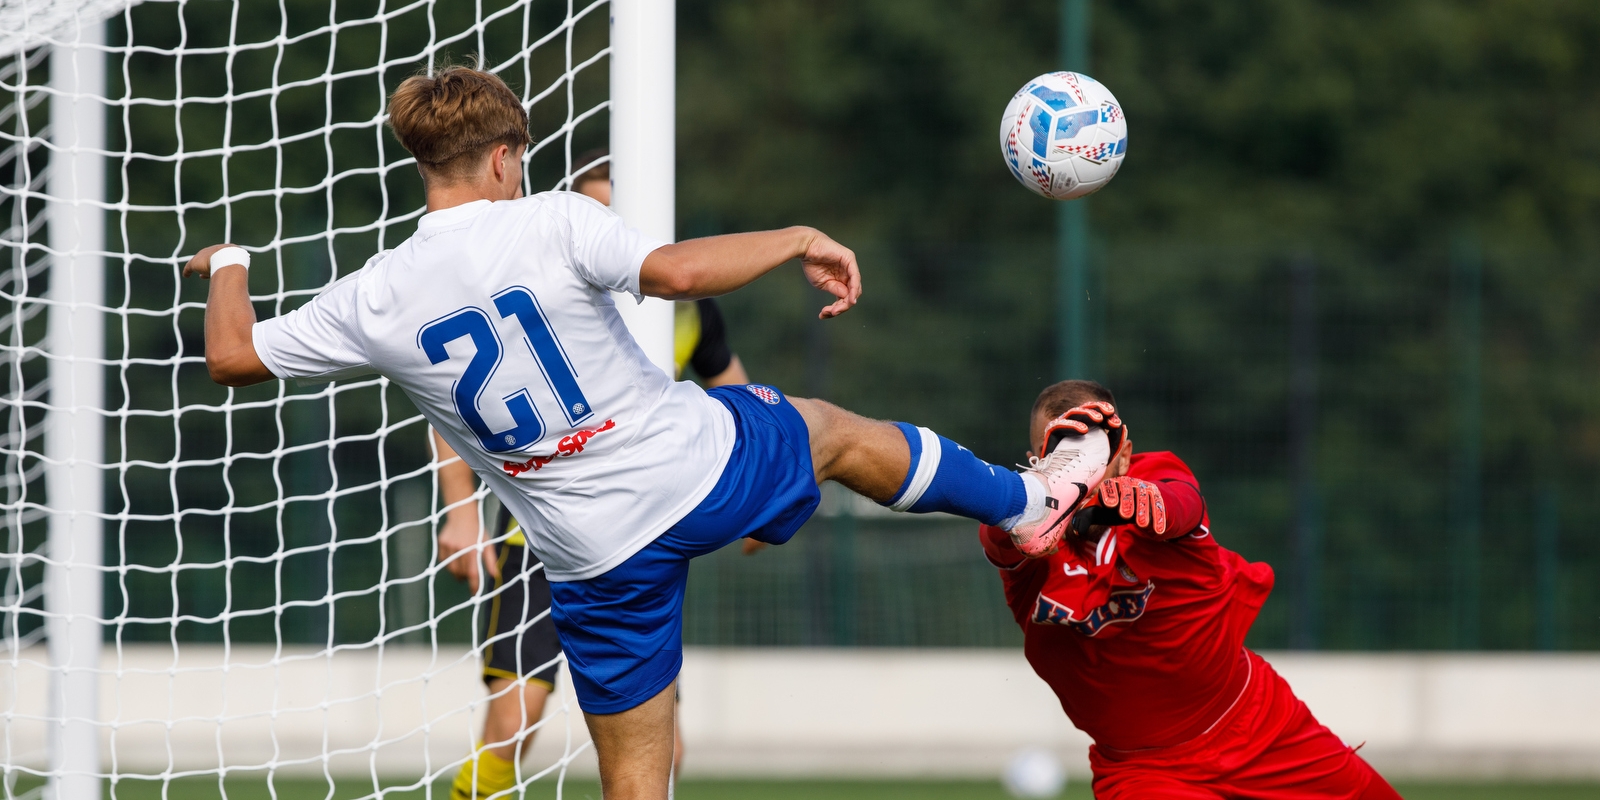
left=883, top=423, right=1028, bottom=526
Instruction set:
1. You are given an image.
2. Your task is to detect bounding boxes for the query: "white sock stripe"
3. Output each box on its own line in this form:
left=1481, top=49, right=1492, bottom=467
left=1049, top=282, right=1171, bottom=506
left=889, top=426, right=943, bottom=512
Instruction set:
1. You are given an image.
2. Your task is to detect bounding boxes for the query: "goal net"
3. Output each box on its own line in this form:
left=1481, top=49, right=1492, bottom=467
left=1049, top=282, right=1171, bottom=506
left=0, top=1, right=661, bottom=797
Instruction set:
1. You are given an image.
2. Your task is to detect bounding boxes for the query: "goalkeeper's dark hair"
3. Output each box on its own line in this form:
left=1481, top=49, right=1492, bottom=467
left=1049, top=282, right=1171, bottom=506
left=572, top=147, right=610, bottom=189
left=388, top=64, right=530, bottom=182
left=1031, top=379, right=1117, bottom=422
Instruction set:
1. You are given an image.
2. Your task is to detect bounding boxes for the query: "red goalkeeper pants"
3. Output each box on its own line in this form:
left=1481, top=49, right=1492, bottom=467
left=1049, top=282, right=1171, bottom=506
left=1090, top=651, right=1401, bottom=800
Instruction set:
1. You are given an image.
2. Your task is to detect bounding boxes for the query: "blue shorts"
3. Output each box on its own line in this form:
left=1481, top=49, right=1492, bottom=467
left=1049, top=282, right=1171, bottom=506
left=548, top=384, right=820, bottom=714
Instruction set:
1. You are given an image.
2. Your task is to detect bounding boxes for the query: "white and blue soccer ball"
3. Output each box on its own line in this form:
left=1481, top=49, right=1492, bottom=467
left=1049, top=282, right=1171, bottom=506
left=999, top=71, right=1128, bottom=200
left=1002, top=747, right=1067, bottom=798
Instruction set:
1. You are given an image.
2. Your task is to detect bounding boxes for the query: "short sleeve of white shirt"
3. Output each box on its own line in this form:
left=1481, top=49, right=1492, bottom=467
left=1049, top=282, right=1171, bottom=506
left=252, top=270, right=373, bottom=382
left=550, top=192, right=666, bottom=300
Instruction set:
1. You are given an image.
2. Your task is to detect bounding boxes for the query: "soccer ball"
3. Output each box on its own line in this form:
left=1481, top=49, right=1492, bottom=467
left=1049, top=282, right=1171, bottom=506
left=999, top=71, right=1128, bottom=200
left=1002, top=747, right=1067, bottom=798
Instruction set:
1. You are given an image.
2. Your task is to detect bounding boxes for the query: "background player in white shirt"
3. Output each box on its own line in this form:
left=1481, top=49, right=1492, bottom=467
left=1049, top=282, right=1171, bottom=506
left=184, top=66, right=1117, bottom=799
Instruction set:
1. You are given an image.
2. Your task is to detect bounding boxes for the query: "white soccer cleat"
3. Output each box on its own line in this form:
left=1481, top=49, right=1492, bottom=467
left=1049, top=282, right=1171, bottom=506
left=1009, top=421, right=1111, bottom=558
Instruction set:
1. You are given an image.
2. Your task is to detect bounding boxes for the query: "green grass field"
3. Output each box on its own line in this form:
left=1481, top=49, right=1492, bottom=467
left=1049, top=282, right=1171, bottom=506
left=17, top=777, right=1593, bottom=800
left=603, top=780, right=1600, bottom=800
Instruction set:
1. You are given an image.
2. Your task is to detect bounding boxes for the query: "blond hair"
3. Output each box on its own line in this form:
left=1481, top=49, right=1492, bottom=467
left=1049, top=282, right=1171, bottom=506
left=387, top=65, right=530, bottom=181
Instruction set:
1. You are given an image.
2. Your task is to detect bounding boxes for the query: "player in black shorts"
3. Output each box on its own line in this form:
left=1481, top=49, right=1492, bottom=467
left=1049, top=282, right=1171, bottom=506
left=480, top=506, right=562, bottom=691
left=433, top=431, right=554, bottom=800
left=435, top=150, right=747, bottom=799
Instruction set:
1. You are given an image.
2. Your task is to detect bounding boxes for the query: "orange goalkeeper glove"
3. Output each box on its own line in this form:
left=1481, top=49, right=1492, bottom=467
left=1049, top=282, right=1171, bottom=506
left=1096, top=476, right=1167, bottom=538
left=1046, top=401, right=1126, bottom=456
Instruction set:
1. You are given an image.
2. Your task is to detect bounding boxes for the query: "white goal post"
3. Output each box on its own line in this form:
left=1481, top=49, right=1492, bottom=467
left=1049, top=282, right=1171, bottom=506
left=42, top=15, right=107, bottom=800
left=609, top=0, right=676, bottom=375
left=1, top=2, right=673, bottom=799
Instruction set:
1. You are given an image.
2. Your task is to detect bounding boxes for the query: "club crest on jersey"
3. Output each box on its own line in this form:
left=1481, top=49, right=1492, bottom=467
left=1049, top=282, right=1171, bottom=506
left=1031, top=581, right=1155, bottom=637
left=746, top=384, right=781, bottom=405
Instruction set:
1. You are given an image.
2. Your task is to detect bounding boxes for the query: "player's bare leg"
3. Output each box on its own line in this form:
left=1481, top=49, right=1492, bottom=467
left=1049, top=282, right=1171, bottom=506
left=584, top=680, right=677, bottom=800
left=789, top=398, right=909, bottom=501
left=450, top=678, right=552, bottom=800
left=672, top=713, right=686, bottom=785
left=483, top=678, right=550, bottom=761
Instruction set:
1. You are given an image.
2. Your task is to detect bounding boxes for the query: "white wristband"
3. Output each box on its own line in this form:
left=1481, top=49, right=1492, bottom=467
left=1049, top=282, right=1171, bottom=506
left=211, top=246, right=251, bottom=273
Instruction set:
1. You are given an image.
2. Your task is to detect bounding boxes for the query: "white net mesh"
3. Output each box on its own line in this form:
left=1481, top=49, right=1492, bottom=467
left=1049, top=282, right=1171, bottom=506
left=1, top=1, right=611, bottom=796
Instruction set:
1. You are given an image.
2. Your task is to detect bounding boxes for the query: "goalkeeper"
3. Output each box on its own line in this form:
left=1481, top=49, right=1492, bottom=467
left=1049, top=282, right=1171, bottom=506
left=980, top=381, right=1400, bottom=800
left=431, top=147, right=745, bottom=799
left=183, top=65, right=1116, bottom=800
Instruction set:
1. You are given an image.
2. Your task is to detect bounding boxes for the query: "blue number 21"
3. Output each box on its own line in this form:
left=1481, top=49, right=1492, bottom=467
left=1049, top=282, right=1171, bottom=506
left=417, top=287, right=593, bottom=453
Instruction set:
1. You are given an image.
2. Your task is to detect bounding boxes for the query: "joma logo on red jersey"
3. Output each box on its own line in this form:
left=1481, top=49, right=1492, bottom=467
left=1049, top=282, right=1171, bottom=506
left=1031, top=581, right=1155, bottom=637
left=502, top=419, right=616, bottom=477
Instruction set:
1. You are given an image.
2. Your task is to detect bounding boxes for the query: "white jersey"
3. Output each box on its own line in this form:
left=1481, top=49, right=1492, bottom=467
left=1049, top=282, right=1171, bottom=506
left=253, top=192, right=736, bottom=581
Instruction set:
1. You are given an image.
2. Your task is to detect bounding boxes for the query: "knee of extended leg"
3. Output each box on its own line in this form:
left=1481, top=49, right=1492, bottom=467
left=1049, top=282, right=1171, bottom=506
left=789, top=396, right=847, bottom=432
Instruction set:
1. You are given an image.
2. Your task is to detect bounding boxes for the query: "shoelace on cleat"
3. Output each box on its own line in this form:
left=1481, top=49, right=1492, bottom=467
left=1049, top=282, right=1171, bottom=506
left=1023, top=440, right=1089, bottom=478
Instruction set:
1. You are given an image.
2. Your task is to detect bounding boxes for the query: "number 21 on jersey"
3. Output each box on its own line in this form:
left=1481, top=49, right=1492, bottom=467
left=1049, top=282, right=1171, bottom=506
left=417, top=286, right=592, bottom=453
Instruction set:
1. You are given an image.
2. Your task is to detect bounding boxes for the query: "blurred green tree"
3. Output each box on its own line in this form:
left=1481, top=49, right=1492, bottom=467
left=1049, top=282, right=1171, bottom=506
left=676, top=0, right=1600, bottom=649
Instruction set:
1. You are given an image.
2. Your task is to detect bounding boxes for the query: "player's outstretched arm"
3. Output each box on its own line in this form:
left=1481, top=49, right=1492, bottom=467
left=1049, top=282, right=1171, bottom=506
left=183, top=244, right=274, bottom=387
left=639, top=226, right=862, bottom=319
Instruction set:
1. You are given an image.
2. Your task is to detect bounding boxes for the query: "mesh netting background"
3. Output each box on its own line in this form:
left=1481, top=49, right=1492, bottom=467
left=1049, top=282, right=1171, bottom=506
left=1, top=0, right=609, bottom=791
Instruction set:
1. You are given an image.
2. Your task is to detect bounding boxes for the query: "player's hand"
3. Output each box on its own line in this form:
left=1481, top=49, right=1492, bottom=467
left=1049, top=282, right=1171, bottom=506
left=799, top=228, right=862, bottom=319
left=1053, top=401, right=1126, bottom=455
left=182, top=244, right=239, bottom=279
left=437, top=510, right=500, bottom=594
left=1097, top=476, right=1167, bottom=538
left=741, top=539, right=769, bottom=556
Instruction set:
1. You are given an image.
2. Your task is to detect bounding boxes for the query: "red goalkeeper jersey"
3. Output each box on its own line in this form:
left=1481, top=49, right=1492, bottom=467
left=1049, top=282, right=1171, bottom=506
left=980, top=451, right=1275, bottom=752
